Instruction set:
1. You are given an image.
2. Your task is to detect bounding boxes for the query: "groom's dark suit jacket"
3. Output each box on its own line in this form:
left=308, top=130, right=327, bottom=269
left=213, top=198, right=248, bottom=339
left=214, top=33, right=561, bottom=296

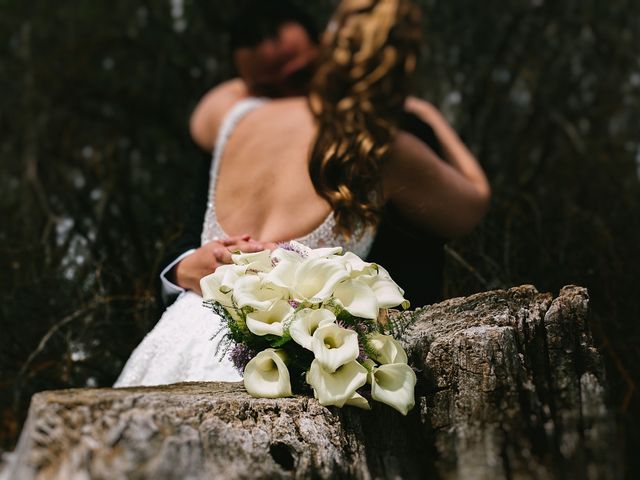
left=159, top=112, right=445, bottom=309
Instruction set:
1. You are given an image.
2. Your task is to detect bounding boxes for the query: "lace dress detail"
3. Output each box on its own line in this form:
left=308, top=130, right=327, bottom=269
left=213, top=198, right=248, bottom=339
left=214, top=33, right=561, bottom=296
left=114, top=98, right=377, bottom=388
left=200, top=98, right=375, bottom=258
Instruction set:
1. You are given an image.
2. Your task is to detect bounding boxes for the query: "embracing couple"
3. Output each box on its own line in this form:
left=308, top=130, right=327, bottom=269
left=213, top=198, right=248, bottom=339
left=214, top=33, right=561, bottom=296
left=115, top=0, right=490, bottom=387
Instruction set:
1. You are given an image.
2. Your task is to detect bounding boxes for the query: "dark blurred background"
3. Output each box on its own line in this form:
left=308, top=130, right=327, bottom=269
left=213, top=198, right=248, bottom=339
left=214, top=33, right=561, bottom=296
left=1, top=0, right=638, bottom=475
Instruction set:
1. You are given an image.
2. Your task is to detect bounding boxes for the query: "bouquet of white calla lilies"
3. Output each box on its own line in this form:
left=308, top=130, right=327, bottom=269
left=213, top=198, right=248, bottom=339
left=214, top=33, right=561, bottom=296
left=201, top=241, right=416, bottom=415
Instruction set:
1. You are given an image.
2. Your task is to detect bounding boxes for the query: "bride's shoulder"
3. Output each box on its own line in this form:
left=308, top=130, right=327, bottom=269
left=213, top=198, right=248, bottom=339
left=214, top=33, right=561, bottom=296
left=190, top=79, right=251, bottom=152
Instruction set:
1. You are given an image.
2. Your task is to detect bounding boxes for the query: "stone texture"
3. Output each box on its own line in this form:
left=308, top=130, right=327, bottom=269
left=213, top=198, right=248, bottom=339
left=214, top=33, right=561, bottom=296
left=3, top=285, right=621, bottom=479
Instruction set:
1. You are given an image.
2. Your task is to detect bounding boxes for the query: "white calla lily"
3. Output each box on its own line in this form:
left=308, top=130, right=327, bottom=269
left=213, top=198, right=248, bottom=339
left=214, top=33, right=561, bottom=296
left=333, top=279, right=379, bottom=320
left=200, top=271, right=226, bottom=303
left=231, top=249, right=273, bottom=272
left=270, top=247, right=305, bottom=265
left=306, top=359, right=368, bottom=407
left=370, top=363, right=417, bottom=415
left=345, top=392, right=371, bottom=410
left=293, top=257, right=349, bottom=303
left=243, top=349, right=292, bottom=398
left=289, top=308, right=336, bottom=350
left=368, top=333, right=408, bottom=364
left=200, top=265, right=243, bottom=305
left=246, top=300, right=293, bottom=337
left=311, top=324, right=360, bottom=373
left=217, top=264, right=247, bottom=293
left=263, top=249, right=302, bottom=290
left=361, top=265, right=409, bottom=309
left=333, top=251, right=376, bottom=277
left=232, top=275, right=284, bottom=311
left=370, top=276, right=409, bottom=309
left=201, top=264, right=251, bottom=321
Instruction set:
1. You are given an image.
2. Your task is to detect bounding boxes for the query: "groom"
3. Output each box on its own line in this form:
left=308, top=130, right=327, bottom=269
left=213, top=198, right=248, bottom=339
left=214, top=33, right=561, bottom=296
left=160, top=0, right=447, bottom=307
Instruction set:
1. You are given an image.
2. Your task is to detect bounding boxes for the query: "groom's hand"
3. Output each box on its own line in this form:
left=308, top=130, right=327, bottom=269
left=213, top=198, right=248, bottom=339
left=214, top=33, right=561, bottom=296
left=174, top=235, right=274, bottom=296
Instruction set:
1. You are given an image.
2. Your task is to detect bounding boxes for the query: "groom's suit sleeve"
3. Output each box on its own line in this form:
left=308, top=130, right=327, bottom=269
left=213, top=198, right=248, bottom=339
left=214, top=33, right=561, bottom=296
left=157, top=151, right=211, bottom=307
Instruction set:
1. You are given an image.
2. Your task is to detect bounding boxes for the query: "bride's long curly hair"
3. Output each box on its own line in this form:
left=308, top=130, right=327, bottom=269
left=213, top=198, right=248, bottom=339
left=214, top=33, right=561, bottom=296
left=309, top=0, right=421, bottom=237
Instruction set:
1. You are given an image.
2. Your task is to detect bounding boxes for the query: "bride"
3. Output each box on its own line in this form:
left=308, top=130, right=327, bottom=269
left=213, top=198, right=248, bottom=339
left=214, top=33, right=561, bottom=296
left=114, top=0, right=490, bottom=387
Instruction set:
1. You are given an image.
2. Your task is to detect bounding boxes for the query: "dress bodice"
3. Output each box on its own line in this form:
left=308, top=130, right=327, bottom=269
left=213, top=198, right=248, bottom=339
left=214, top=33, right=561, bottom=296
left=200, top=98, right=376, bottom=258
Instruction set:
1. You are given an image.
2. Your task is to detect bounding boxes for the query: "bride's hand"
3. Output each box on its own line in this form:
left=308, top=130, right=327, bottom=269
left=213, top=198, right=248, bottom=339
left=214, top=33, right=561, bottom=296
left=174, top=235, right=274, bottom=295
left=212, top=238, right=279, bottom=265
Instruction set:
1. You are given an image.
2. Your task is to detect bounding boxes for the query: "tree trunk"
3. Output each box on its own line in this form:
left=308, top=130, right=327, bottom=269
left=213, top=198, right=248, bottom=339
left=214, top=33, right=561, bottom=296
left=2, top=285, right=621, bottom=479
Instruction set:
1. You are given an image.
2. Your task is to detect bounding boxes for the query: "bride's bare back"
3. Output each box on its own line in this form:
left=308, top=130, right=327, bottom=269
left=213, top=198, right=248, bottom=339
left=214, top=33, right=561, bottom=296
left=196, top=86, right=490, bottom=246
left=214, top=97, right=332, bottom=243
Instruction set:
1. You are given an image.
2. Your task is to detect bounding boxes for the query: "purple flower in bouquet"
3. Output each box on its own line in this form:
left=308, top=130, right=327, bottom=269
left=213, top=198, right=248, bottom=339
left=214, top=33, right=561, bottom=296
left=230, top=343, right=255, bottom=373
left=288, top=299, right=301, bottom=309
left=277, top=241, right=309, bottom=258
left=357, top=343, right=368, bottom=363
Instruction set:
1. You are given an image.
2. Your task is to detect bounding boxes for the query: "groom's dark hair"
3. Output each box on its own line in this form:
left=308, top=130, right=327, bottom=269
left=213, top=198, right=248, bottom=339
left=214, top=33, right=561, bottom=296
left=229, top=0, right=320, bottom=51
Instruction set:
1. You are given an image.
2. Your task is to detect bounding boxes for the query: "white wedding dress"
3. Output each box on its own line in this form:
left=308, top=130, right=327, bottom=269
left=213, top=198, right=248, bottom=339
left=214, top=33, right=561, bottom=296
left=114, top=98, right=375, bottom=387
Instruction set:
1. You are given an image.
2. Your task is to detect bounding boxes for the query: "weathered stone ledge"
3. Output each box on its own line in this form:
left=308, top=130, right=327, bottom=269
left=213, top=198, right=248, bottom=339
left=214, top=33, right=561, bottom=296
left=3, top=285, right=621, bottom=479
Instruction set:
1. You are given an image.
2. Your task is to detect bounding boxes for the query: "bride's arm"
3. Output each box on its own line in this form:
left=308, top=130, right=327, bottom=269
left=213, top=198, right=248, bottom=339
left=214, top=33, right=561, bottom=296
left=384, top=130, right=491, bottom=238
left=190, top=78, right=250, bottom=152
left=405, top=97, right=489, bottom=195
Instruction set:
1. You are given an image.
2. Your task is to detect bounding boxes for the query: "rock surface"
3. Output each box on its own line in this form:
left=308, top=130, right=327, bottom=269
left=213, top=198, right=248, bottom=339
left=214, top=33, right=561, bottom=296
left=3, top=285, right=621, bottom=479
